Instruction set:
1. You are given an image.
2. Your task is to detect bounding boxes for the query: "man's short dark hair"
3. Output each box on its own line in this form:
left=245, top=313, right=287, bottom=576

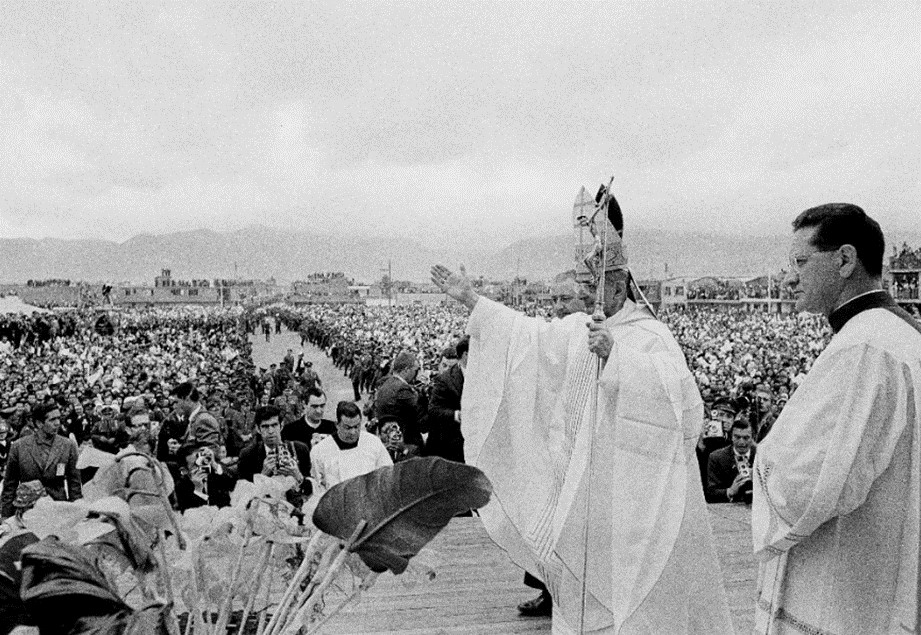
left=336, top=401, right=361, bottom=422
left=792, top=203, right=884, bottom=277
left=32, top=402, right=59, bottom=422
left=392, top=351, right=417, bottom=374
left=170, top=381, right=199, bottom=402
left=304, top=387, right=325, bottom=402
left=730, top=420, right=753, bottom=435
left=254, top=405, right=281, bottom=427
left=455, top=335, right=470, bottom=358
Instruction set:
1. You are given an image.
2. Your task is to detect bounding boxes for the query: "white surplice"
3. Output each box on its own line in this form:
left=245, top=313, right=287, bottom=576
left=752, top=307, right=921, bottom=634
left=463, top=297, right=732, bottom=634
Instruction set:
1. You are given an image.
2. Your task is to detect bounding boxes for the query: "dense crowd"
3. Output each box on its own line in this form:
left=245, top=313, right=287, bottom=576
left=892, top=242, right=921, bottom=269
left=685, top=278, right=794, bottom=301
left=893, top=276, right=919, bottom=300
left=279, top=303, right=467, bottom=399
left=0, top=288, right=915, bottom=521
left=0, top=307, right=266, bottom=515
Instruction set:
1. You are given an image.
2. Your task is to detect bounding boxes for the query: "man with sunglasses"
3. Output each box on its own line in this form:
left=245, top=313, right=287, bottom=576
left=753, top=203, right=921, bottom=634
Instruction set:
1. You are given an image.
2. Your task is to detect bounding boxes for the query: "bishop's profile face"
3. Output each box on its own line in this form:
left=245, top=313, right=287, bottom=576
left=586, top=270, right=629, bottom=318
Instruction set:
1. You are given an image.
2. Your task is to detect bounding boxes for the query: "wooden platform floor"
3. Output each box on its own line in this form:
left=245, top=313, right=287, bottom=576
left=323, top=504, right=755, bottom=634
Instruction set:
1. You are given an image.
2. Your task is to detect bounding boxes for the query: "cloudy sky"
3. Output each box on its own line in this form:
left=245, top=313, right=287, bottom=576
left=1, top=1, right=919, bottom=247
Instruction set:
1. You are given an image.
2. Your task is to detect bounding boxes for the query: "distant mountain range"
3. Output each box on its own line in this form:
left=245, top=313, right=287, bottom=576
left=1, top=225, right=918, bottom=284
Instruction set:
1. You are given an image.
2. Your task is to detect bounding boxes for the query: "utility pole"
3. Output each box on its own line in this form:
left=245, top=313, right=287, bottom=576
left=515, top=256, right=521, bottom=307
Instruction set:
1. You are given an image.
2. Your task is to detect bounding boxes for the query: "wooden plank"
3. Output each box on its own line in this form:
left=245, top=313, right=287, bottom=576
left=322, top=505, right=756, bottom=634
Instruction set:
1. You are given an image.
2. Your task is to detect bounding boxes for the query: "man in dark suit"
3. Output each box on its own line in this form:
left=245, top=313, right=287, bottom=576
left=174, top=441, right=235, bottom=511
left=1, top=402, right=82, bottom=519
left=706, top=419, right=756, bottom=504
left=282, top=387, right=336, bottom=449
left=373, top=350, right=425, bottom=449
left=238, top=405, right=313, bottom=505
left=170, top=381, right=224, bottom=456
left=425, top=336, right=468, bottom=463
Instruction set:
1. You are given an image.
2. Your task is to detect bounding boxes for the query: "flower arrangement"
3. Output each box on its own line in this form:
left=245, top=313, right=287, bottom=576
left=8, top=455, right=492, bottom=635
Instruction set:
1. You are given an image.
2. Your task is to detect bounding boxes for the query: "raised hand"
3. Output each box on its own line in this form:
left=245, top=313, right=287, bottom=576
left=431, top=264, right=479, bottom=310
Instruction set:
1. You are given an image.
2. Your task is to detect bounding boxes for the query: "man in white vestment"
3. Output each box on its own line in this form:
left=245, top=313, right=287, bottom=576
left=753, top=203, right=921, bottom=634
left=430, top=185, right=732, bottom=634
left=310, top=401, right=392, bottom=490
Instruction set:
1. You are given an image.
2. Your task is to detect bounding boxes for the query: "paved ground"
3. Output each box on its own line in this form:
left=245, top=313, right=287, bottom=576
left=320, top=508, right=755, bottom=635
left=249, top=326, right=362, bottom=406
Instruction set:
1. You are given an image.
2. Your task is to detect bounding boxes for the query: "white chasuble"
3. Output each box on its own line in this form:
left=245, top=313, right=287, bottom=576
left=463, top=297, right=732, bottom=634
left=753, top=306, right=921, bottom=634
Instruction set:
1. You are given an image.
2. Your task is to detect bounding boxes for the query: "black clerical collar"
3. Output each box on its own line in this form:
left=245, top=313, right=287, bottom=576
left=828, top=290, right=893, bottom=334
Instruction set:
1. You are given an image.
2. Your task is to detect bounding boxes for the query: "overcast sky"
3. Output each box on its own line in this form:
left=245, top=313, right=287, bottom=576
left=1, top=1, right=919, bottom=247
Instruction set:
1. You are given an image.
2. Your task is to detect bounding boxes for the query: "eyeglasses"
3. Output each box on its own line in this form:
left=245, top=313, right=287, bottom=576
left=788, top=249, right=836, bottom=272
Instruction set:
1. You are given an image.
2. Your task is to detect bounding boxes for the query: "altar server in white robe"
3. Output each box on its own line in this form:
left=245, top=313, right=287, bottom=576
left=431, top=185, right=732, bottom=635
left=753, top=203, right=921, bottom=634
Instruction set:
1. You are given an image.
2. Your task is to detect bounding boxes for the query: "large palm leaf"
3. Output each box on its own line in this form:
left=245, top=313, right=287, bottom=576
left=312, top=457, right=492, bottom=573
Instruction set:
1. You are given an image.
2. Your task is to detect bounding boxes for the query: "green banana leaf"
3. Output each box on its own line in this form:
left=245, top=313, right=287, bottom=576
left=313, top=457, right=492, bottom=574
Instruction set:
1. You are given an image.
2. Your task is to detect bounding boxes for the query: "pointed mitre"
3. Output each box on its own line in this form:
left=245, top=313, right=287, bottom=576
left=572, top=186, right=596, bottom=282
left=575, top=182, right=628, bottom=281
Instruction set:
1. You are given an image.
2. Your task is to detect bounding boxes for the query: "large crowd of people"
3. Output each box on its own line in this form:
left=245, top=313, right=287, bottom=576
left=0, top=284, right=913, bottom=521
left=685, top=277, right=795, bottom=301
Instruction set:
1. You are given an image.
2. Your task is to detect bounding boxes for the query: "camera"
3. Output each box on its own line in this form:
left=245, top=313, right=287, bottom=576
left=194, top=450, right=212, bottom=472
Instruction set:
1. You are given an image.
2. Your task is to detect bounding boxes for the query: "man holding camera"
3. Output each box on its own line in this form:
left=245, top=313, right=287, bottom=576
left=175, top=442, right=233, bottom=511
left=238, top=405, right=313, bottom=504
left=705, top=420, right=756, bottom=504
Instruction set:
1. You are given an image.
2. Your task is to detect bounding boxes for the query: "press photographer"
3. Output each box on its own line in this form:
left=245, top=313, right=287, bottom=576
left=174, top=442, right=233, bottom=511
left=238, top=405, right=313, bottom=508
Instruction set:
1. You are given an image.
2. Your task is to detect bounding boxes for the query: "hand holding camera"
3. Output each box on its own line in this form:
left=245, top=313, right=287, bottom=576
left=727, top=471, right=752, bottom=499
left=261, top=450, right=278, bottom=476
left=194, top=447, right=216, bottom=474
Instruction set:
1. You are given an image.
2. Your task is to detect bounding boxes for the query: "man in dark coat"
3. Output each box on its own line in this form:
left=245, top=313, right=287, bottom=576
left=1, top=403, right=82, bottom=519
left=706, top=419, right=756, bottom=504
left=170, top=382, right=223, bottom=456
left=425, top=336, right=468, bottom=462
left=373, top=350, right=425, bottom=449
left=238, top=405, right=313, bottom=505
left=282, top=387, right=336, bottom=449
left=174, top=441, right=235, bottom=511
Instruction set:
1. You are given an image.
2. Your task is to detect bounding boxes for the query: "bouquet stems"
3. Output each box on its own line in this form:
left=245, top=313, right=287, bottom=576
left=237, top=541, right=274, bottom=635
left=263, top=530, right=327, bottom=635
left=213, top=528, right=255, bottom=635
left=280, top=521, right=367, bottom=635
left=305, top=571, right=379, bottom=634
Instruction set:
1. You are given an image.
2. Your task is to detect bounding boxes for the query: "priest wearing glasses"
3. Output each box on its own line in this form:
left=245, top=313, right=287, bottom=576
left=753, top=203, right=921, bottom=634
